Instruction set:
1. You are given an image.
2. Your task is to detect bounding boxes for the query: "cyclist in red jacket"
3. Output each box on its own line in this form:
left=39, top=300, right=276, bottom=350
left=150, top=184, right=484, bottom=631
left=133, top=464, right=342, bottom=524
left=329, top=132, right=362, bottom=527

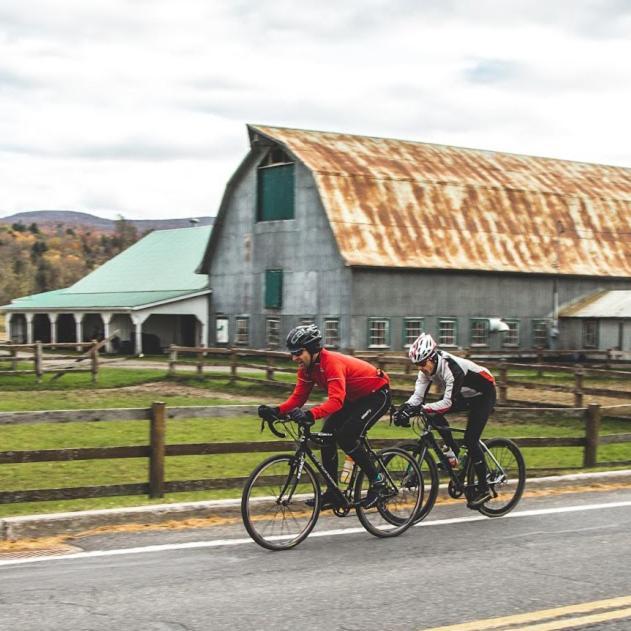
left=258, top=324, right=391, bottom=509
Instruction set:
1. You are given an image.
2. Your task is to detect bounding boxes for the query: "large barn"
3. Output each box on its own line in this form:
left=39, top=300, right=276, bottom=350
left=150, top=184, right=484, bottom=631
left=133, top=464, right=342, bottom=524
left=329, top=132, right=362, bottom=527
left=197, top=125, right=631, bottom=353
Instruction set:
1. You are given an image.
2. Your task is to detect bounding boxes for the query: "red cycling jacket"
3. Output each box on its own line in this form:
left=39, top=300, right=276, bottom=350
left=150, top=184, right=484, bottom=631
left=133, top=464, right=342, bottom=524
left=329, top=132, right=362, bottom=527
left=278, top=348, right=389, bottom=420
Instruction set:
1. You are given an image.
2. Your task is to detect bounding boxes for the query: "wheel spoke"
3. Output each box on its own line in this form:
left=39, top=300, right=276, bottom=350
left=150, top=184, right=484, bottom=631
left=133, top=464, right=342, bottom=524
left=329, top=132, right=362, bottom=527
left=355, top=448, right=423, bottom=538
left=242, top=455, right=320, bottom=550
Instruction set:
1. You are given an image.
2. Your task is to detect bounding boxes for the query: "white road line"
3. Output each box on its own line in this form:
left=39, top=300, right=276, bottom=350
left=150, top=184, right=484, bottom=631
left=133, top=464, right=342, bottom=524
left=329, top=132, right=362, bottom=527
left=2, top=499, right=631, bottom=568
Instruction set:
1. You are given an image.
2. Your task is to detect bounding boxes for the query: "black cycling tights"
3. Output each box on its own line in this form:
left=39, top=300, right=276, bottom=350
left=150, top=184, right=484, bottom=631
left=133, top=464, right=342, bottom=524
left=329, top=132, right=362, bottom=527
left=320, top=387, right=391, bottom=486
left=431, top=388, right=496, bottom=464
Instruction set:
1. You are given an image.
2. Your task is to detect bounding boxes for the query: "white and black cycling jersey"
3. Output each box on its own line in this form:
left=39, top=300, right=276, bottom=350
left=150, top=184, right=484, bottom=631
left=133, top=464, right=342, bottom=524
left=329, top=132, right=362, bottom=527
left=406, top=350, right=495, bottom=414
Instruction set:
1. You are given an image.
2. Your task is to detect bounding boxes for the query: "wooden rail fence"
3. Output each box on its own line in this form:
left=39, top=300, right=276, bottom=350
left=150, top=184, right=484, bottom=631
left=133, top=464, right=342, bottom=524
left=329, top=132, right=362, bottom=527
left=0, top=402, right=630, bottom=506
left=0, top=341, right=102, bottom=383
left=166, top=345, right=631, bottom=407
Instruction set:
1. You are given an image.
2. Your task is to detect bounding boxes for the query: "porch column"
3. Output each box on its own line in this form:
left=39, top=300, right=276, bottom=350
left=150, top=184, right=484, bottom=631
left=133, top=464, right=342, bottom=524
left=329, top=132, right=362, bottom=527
left=49, top=313, right=58, bottom=347
left=198, top=317, right=208, bottom=348
left=4, top=312, right=12, bottom=342
left=74, top=312, right=85, bottom=351
left=131, top=313, right=150, bottom=356
left=102, top=313, right=113, bottom=353
left=25, top=312, right=34, bottom=344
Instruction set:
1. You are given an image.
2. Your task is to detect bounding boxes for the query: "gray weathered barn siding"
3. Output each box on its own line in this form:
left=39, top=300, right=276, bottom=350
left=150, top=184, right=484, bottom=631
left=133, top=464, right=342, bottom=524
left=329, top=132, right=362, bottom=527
left=207, top=153, right=353, bottom=347
left=199, top=125, right=631, bottom=352
left=350, top=269, right=630, bottom=351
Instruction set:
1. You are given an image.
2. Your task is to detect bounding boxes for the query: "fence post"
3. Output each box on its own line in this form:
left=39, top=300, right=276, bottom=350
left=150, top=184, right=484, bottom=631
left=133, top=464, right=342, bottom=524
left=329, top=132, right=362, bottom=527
left=574, top=367, right=584, bottom=408
left=605, top=348, right=613, bottom=370
left=11, top=347, right=17, bottom=371
left=498, top=361, right=508, bottom=405
left=537, top=350, right=544, bottom=377
left=168, top=345, right=177, bottom=376
left=149, top=401, right=166, bottom=498
left=35, top=341, right=43, bottom=383
left=90, top=339, right=98, bottom=383
left=196, top=350, right=204, bottom=377
left=266, top=355, right=275, bottom=380
left=230, top=349, right=238, bottom=383
left=583, top=404, right=601, bottom=468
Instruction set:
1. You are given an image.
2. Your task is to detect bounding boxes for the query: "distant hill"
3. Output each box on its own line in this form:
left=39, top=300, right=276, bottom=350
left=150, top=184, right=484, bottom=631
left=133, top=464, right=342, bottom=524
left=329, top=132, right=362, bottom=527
left=0, top=210, right=214, bottom=232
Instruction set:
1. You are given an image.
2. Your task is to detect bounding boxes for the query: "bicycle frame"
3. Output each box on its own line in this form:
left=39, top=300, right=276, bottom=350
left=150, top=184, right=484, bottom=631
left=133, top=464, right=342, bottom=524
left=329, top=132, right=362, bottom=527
left=281, top=423, right=398, bottom=512
left=411, top=415, right=507, bottom=493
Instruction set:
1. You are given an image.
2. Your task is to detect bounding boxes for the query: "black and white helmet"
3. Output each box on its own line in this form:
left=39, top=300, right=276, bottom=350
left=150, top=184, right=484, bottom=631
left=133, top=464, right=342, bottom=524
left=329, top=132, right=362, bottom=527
left=286, top=324, right=322, bottom=354
left=408, top=332, right=437, bottom=364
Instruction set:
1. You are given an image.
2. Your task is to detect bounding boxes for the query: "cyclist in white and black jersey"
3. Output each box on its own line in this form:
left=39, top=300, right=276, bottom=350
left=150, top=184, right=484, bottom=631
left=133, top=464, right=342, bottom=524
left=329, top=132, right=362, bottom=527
left=393, top=332, right=496, bottom=508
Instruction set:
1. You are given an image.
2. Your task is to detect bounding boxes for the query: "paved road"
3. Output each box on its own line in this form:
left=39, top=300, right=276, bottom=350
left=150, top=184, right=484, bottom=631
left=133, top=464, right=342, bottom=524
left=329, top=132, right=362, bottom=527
left=2, top=488, right=631, bottom=630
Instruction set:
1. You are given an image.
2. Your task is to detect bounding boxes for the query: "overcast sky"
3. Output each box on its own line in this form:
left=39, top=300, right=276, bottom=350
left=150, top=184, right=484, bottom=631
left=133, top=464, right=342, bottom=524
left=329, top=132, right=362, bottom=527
left=1, top=0, right=630, bottom=221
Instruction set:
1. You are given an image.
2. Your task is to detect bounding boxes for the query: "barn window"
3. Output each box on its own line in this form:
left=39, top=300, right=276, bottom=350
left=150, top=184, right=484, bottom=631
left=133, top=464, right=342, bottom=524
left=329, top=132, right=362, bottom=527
left=257, top=149, right=295, bottom=221
left=323, top=318, right=340, bottom=348
left=235, top=317, right=249, bottom=346
left=403, top=318, right=424, bottom=347
left=582, top=320, right=598, bottom=348
left=439, top=319, right=458, bottom=346
left=264, top=269, right=283, bottom=309
left=532, top=320, right=549, bottom=349
left=266, top=318, right=280, bottom=348
left=502, top=320, right=520, bottom=347
left=470, top=319, right=489, bottom=346
left=368, top=318, right=390, bottom=348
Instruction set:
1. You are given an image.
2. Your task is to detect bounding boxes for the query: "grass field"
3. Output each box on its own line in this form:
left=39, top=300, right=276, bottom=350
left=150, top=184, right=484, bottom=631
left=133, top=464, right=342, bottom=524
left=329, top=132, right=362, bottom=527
left=0, top=365, right=630, bottom=518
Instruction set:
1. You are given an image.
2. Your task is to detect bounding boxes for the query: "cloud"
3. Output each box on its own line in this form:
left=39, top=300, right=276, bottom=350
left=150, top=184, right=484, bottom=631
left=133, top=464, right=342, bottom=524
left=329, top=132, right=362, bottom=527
left=0, top=0, right=629, bottom=219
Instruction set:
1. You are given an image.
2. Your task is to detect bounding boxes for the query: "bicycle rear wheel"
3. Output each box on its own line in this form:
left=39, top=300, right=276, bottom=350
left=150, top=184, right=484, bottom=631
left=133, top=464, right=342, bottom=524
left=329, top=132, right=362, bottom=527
left=241, top=454, right=320, bottom=550
left=477, top=437, right=526, bottom=517
left=399, top=441, right=440, bottom=524
left=355, top=448, right=423, bottom=538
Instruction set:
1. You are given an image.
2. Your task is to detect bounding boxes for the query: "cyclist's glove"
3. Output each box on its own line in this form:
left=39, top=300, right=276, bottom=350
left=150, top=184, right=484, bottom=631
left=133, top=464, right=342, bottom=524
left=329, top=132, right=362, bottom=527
left=258, top=405, right=280, bottom=422
left=393, top=403, right=417, bottom=427
left=289, top=407, right=315, bottom=426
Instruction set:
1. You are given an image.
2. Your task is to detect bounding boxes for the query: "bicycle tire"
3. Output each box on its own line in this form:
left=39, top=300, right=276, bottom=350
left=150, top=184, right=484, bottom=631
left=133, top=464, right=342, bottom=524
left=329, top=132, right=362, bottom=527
left=398, top=441, right=440, bottom=524
left=241, top=454, right=320, bottom=550
left=354, top=447, right=423, bottom=538
left=477, top=437, right=526, bottom=517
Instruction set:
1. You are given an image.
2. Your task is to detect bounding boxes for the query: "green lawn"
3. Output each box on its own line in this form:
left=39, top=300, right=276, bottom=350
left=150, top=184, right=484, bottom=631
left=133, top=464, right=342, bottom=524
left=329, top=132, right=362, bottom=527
left=1, top=411, right=630, bottom=518
left=0, top=365, right=630, bottom=518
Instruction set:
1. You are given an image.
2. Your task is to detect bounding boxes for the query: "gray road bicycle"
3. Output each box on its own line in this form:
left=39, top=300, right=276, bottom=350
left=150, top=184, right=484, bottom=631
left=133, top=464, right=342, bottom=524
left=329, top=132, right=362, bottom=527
left=241, top=413, right=424, bottom=551
left=397, top=410, right=526, bottom=523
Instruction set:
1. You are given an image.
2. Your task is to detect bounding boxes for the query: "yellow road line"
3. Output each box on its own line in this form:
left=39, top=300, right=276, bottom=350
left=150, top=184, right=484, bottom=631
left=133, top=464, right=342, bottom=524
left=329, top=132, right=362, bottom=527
left=516, top=605, right=631, bottom=630
left=424, top=594, right=631, bottom=630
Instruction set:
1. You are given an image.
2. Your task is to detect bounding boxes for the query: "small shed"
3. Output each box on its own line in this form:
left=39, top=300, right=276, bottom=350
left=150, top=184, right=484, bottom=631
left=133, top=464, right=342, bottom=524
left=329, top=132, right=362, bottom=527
left=2, top=226, right=212, bottom=354
left=559, top=290, right=631, bottom=354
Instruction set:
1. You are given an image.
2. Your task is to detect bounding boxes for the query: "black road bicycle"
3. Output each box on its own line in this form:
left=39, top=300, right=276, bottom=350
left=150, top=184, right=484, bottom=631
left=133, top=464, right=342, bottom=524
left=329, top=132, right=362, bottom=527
left=397, top=411, right=526, bottom=523
left=241, top=414, right=424, bottom=551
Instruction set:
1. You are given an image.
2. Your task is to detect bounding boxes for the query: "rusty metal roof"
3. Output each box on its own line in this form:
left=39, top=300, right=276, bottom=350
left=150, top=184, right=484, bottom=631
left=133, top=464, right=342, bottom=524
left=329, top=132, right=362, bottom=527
left=248, top=125, right=631, bottom=277
left=559, top=290, right=631, bottom=318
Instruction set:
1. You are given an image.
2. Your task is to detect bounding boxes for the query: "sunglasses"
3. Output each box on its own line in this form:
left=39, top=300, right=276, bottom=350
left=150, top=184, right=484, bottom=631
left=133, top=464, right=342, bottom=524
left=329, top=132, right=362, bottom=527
left=290, top=349, right=305, bottom=357
left=415, top=358, right=431, bottom=367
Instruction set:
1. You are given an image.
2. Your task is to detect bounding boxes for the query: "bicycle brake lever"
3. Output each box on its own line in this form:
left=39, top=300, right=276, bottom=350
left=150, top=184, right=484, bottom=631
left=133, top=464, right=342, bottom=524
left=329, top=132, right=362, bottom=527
left=268, top=419, right=286, bottom=439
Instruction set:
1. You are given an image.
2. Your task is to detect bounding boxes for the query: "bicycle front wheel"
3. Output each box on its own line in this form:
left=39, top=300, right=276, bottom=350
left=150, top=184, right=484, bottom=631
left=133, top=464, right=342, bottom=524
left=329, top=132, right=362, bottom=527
left=477, top=437, right=526, bottom=517
left=355, top=447, right=423, bottom=538
left=241, top=454, right=320, bottom=551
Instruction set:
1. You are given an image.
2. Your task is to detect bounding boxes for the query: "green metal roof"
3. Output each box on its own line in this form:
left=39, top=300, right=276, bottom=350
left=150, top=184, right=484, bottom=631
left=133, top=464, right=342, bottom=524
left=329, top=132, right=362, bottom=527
left=5, top=289, right=208, bottom=310
left=3, top=226, right=212, bottom=311
left=72, top=226, right=212, bottom=292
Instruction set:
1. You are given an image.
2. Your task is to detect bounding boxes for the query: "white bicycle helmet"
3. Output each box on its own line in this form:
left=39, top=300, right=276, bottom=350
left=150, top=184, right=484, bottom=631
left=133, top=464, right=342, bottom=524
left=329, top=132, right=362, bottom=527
left=408, top=333, right=437, bottom=364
